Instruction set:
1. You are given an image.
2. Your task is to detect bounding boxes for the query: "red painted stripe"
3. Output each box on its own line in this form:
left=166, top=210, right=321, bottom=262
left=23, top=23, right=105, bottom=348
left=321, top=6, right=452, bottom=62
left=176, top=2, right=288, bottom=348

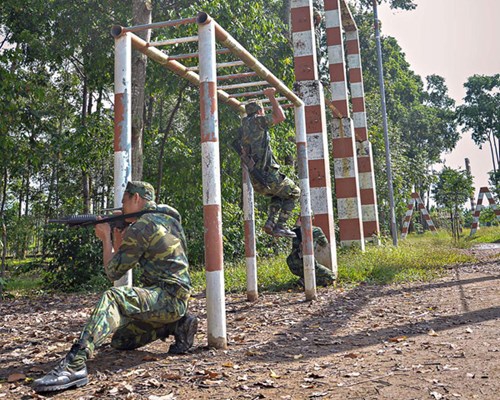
left=329, top=63, right=345, bottom=82
left=114, top=93, right=124, bottom=151
left=308, top=159, right=328, bottom=187
left=360, top=188, right=375, bottom=205
left=305, top=104, right=323, bottom=132
left=363, top=221, right=379, bottom=237
left=204, top=204, right=223, bottom=272
left=200, top=81, right=217, bottom=143
left=354, top=126, right=368, bottom=141
left=346, top=39, right=360, bottom=55
left=349, top=68, right=362, bottom=83
left=326, top=27, right=342, bottom=46
left=244, top=220, right=255, bottom=257
left=357, top=156, right=372, bottom=173
left=291, top=6, right=312, bottom=32
left=324, top=0, right=340, bottom=11
left=313, top=213, right=334, bottom=243
left=330, top=100, right=348, bottom=117
left=351, top=96, right=365, bottom=112
left=294, top=55, right=316, bottom=80
left=334, top=177, right=357, bottom=198
left=332, top=137, right=355, bottom=158
left=338, top=218, right=362, bottom=240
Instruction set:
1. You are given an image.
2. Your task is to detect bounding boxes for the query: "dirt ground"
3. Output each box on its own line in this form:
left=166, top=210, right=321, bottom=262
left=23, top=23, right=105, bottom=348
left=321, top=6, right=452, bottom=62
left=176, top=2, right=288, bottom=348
left=1, top=245, right=499, bottom=400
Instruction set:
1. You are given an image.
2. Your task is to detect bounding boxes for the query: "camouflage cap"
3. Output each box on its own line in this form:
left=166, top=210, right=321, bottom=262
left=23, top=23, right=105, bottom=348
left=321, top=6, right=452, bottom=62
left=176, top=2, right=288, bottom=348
left=125, top=181, right=155, bottom=201
left=245, top=100, right=263, bottom=116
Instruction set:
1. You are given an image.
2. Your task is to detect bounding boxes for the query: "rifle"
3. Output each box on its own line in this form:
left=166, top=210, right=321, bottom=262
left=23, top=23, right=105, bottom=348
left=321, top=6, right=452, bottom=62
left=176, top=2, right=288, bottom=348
left=230, top=129, right=270, bottom=189
left=49, top=205, right=181, bottom=230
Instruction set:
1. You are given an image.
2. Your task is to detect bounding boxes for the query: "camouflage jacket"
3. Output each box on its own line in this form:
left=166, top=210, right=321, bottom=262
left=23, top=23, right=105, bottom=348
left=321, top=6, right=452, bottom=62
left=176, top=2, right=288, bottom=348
left=291, top=226, right=328, bottom=256
left=106, top=202, right=192, bottom=295
left=241, top=113, right=280, bottom=173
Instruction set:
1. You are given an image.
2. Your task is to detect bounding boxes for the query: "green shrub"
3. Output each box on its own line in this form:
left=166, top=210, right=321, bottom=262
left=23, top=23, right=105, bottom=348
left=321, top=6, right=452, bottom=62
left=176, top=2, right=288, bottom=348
left=42, top=225, right=107, bottom=291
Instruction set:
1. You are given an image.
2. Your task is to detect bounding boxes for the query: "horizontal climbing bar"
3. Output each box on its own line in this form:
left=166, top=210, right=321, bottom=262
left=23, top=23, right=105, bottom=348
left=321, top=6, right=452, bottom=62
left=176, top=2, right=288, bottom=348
left=169, top=48, right=231, bottom=60
left=119, top=17, right=197, bottom=34
left=218, top=80, right=269, bottom=90
left=149, top=36, right=198, bottom=46
left=217, top=71, right=257, bottom=81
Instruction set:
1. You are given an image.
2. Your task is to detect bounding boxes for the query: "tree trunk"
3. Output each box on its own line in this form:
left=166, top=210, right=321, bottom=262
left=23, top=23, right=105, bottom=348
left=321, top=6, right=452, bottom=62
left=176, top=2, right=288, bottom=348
left=156, top=84, right=187, bottom=201
left=0, top=168, right=8, bottom=294
left=131, top=0, right=152, bottom=180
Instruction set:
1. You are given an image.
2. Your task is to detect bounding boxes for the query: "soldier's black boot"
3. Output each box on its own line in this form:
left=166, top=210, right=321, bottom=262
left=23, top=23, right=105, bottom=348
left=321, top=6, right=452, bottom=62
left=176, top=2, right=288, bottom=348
left=33, top=341, right=89, bottom=393
left=168, top=314, right=198, bottom=354
left=273, top=224, right=297, bottom=238
left=263, top=219, right=275, bottom=235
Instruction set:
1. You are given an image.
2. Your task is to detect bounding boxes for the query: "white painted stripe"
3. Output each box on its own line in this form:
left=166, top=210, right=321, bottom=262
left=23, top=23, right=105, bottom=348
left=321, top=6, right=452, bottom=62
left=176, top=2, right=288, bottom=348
left=327, top=44, right=344, bottom=65
left=310, top=186, right=330, bottom=214
left=294, top=105, right=307, bottom=143
left=114, top=151, right=131, bottom=205
left=291, top=0, right=312, bottom=8
left=242, top=170, right=255, bottom=220
left=307, top=133, right=326, bottom=160
left=331, top=118, right=353, bottom=138
left=358, top=172, right=374, bottom=189
left=337, top=197, right=360, bottom=219
left=362, top=204, right=377, bottom=221
left=325, top=9, right=341, bottom=29
left=201, top=141, right=221, bottom=205
left=303, top=253, right=316, bottom=292
left=293, top=31, right=315, bottom=57
left=350, top=82, right=364, bottom=99
left=330, top=81, right=348, bottom=101
left=333, top=158, right=356, bottom=178
left=403, top=221, right=410, bottom=228
left=345, top=30, right=359, bottom=41
left=299, top=177, right=313, bottom=217
left=246, top=257, right=257, bottom=296
left=198, top=22, right=217, bottom=82
left=114, top=33, right=131, bottom=94
left=353, top=111, right=367, bottom=128
left=206, top=270, right=227, bottom=342
left=298, top=84, right=321, bottom=105
left=347, top=54, right=361, bottom=69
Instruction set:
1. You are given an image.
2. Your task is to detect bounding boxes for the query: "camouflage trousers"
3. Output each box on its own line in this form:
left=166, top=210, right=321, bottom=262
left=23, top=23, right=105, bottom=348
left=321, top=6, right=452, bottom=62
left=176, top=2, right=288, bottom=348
left=251, top=170, right=300, bottom=227
left=286, top=250, right=335, bottom=286
left=72, top=286, right=188, bottom=367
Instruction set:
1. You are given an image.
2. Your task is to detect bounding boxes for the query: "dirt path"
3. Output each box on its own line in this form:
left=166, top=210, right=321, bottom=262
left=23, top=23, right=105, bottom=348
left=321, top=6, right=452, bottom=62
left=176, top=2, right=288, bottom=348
left=1, top=249, right=499, bottom=399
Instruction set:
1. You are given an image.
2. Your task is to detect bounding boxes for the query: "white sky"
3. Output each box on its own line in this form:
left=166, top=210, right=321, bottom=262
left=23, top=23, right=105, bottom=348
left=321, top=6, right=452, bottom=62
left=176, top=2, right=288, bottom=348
left=377, top=0, right=500, bottom=194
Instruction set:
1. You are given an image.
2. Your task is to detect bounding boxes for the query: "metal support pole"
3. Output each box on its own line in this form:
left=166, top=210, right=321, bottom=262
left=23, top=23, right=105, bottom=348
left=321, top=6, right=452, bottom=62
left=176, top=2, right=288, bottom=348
left=199, top=18, right=227, bottom=349
left=295, top=105, right=317, bottom=301
left=373, top=0, right=398, bottom=246
left=242, top=164, right=257, bottom=301
left=113, top=32, right=132, bottom=287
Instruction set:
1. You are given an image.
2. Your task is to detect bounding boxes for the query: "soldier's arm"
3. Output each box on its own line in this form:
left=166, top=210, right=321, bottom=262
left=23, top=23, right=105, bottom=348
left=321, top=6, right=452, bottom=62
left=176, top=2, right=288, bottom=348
left=263, top=87, right=285, bottom=125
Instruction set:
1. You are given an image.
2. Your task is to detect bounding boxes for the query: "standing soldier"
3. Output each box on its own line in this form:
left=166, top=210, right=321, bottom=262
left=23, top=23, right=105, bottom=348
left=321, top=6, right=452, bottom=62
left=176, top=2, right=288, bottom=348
left=239, top=87, right=300, bottom=238
left=33, top=181, right=198, bottom=393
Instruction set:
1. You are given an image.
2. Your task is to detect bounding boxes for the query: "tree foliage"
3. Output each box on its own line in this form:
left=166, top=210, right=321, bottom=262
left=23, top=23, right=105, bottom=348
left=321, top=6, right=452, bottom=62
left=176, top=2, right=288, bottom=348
left=0, top=0, right=468, bottom=289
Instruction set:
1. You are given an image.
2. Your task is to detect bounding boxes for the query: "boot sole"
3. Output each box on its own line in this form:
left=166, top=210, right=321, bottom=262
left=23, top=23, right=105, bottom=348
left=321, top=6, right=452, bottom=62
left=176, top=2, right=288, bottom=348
left=33, top=377, right=89, bottom=393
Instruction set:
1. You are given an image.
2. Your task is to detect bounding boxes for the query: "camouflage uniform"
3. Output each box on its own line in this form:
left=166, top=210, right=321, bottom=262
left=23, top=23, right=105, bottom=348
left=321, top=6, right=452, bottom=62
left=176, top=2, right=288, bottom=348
left=241, top=106, right=300, bottom=229
left=286, top=226, right=335, bottom=286
left=74, top=184, right=192, bottom=367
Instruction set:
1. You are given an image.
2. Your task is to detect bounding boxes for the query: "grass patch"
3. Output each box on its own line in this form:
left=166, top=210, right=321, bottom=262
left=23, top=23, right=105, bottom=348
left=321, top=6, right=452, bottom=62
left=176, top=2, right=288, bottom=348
left=4, top=227, right=498, bottom=296
left=466, top=225, right=500, bottom=244
left=337, top=230, right=476, bottom=285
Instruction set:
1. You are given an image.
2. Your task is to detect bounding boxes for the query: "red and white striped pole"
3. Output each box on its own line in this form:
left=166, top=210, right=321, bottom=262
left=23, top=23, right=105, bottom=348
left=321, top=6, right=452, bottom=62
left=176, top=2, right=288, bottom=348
left=113, top=32, right=133, bottom=287
left=199, top=19, right=227, bottom=349
left=291, top=0, right=337, bottom=274
left=344, top=22, right=380, bottom=243
left=242, top=164, right=257, bottom=301
left=400, top=195, right=415, bottom=239
left=470, top=187, right=500, bottom=235
left=415, top=195, right=436, bottom=233
left=295, top=104, right=317, bottom=301
left=325, top=0, right=365, bottom=250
